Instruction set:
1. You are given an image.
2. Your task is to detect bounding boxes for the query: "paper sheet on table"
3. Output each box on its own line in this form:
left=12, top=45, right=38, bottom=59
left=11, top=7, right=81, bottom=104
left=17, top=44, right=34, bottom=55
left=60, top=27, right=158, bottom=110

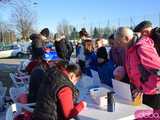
left=112, top=79, right=132, bottom=101
left=76, top=75, right=94, bottom=89
left=91, top=69, right=101, bottom=87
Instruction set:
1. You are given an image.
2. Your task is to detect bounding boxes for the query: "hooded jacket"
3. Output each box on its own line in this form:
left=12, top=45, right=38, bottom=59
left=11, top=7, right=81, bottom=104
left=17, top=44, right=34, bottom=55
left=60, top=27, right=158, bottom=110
left=125, top=36, right=160, bottom=95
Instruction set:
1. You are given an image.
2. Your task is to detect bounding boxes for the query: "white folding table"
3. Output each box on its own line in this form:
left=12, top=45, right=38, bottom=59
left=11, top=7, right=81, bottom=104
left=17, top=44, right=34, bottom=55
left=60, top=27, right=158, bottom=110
left=77, top=87, right=152, bottom=120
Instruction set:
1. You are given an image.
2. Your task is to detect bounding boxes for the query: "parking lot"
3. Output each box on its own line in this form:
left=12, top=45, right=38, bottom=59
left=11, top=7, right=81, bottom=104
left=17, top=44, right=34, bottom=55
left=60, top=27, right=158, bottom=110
left=0, top=58, right=23, bottom=92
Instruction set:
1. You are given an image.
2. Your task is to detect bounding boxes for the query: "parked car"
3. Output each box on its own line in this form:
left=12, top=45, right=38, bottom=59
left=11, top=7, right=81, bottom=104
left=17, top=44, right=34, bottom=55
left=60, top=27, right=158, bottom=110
left=0, top=44, right=28, bottom=58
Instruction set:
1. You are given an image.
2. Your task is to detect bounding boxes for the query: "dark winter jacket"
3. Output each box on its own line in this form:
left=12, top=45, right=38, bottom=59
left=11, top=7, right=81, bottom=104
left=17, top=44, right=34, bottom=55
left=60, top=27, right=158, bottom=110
left=28, top=65, right=46, bottom=103
left=55, top=39, right=73, bottom=61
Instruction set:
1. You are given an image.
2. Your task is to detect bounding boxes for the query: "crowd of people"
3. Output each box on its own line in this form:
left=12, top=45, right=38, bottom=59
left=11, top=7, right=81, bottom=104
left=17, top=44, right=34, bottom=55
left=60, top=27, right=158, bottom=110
left=14, top=20, right=160, bottom=120
left=76, top=21, right=160, bottom=110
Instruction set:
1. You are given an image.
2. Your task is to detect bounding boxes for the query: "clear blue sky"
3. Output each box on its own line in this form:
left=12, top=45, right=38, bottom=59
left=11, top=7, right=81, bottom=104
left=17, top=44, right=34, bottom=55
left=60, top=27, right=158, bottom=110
left=1, top=0, right=160, bottom=32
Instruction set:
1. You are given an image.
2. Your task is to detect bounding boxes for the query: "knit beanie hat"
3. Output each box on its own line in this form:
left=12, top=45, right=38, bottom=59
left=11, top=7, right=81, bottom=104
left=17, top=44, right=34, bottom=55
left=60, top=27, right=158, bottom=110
left=96, top=47, right=108, bottom=60
left=40, top=28, right=49, bottom=38
left=134, top=20, right=152, bottom=32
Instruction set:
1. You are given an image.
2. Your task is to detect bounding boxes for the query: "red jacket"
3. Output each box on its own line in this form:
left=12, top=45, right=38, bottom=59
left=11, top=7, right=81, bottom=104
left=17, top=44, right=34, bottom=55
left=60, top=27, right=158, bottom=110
left=57, top=87, right=84, bottom=119
left=125, top=36, right=160, bottom=95
left=16, top=87, right=84, bottom=120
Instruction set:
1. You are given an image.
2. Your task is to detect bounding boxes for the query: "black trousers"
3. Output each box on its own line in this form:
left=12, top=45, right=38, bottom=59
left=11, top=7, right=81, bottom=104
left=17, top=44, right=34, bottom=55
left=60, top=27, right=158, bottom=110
left=143, top=94, right=160, bottom=109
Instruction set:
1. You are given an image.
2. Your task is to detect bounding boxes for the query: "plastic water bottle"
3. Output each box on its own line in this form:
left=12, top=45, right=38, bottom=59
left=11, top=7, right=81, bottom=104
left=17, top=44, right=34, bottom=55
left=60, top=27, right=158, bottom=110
left=107, top=91, right=115, bottom=112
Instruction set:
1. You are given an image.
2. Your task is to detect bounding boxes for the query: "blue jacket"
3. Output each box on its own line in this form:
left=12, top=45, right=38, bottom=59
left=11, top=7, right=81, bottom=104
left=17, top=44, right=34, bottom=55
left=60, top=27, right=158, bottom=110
left=97, top=60, right=114, bottom=87
left=85, top=52, right=97, bottom=77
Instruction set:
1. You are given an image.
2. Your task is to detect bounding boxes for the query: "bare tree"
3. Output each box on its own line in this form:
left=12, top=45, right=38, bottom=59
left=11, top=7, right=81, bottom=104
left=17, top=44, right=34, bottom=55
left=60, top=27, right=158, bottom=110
left=0, top=22, right=16, bottom=43
left=56, top=20, right=73, bottom=38
left=10, top=0, right=36, bottom=41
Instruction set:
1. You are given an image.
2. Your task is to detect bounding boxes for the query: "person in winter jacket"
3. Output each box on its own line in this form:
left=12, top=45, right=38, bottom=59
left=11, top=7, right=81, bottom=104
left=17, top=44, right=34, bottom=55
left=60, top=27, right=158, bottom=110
left=30, top=34, right=42, bottom=59
left=83, top=39, right=97, bottom=76
left=30, top=28, right=50, bottom=59
left=134, top=20, right=160, bottom=56
left=115, top=27, right=160, bottom=109
left=54, top=34, right=73, bottom=62
left=27, top=48, right=49, bottom=103
left=96, top=47, right=114, bottom=87
left=66, top=40, right=74, bottom=61
left=27, top=61, right=48, bottom=103
left=28, top=49, right=62, bottom=103
left=108, top=34, right=125, bottom=66
left=31, top=64, right=86, bottom=120
left=79, top=28, right=89, bottom=38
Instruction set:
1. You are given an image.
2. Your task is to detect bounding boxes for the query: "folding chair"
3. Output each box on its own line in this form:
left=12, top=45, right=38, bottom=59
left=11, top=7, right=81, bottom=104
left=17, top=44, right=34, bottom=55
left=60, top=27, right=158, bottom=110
left=0, top=87, right=7, bottom=109
left=17, top=60, right=30, bottom=72
left=9, top=87, right=27, bottom=103
left=9, top=73, right=30, bottom=88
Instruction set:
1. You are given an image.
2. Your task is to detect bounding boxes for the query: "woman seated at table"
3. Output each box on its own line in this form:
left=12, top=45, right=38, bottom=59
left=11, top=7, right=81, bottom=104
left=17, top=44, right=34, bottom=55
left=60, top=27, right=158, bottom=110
left=31, top=63, right=87, bottom=120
